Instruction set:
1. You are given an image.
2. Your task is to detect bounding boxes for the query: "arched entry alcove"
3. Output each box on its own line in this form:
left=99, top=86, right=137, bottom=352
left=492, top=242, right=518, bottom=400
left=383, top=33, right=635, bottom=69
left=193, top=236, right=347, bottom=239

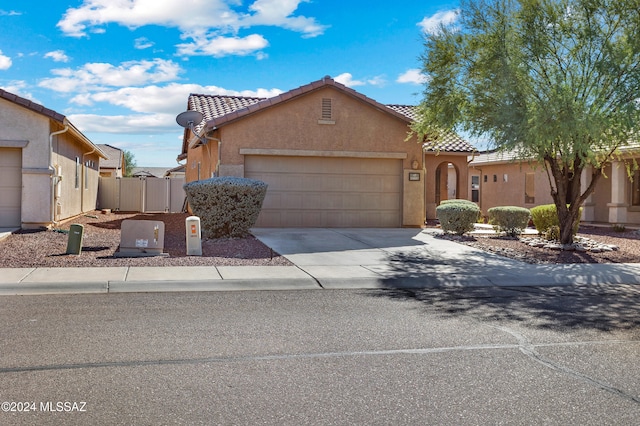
left=424, top=153, right=470, bottom=220
left=435, top=161, right=459, bottom=205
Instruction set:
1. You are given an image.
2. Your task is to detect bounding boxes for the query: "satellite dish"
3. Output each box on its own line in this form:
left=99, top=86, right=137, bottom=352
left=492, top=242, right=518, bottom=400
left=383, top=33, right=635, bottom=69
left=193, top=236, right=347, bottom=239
left=176, top=110, right=204, bottom=129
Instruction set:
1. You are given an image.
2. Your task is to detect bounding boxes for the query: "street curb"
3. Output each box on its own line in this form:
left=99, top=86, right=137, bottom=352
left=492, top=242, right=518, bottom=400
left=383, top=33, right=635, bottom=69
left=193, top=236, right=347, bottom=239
left=108, top=278, right=323, bottom=293
left=0, top=282, right=108, bottom=296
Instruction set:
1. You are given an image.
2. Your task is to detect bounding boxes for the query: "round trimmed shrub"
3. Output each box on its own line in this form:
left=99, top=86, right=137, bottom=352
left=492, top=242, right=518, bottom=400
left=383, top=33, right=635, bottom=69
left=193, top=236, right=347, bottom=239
left=488, top=206, right=531, bottom=237
left=440, top=199, right=478, bottom=207
left=436, top=202, right=480, bottom=235
left=184, top=177, right=268, bottom=238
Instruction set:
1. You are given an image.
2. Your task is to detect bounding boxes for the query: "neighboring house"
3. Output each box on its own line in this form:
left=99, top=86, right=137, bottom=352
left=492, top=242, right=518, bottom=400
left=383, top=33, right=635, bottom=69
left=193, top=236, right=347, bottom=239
left=130, top=167, right=182, bottom=178
left=179, top=76, right=475, bottom=227
left=164, top=164, right=185, bottom=178
left=0, top=89, right=106, bottom=229
left=97, top=144, right=125, bottom=177
left=468, top=147, right=640, bottom=226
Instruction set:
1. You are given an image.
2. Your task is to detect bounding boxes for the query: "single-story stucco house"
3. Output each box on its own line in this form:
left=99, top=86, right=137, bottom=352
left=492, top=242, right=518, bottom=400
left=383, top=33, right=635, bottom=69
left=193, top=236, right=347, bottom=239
left=178, top=76, right=476, bottom=227
left=468, top=147, right=640, bottom=226
left=0, top=89, right=106, bottom=229
left=97, top=144, right=126, bottom=178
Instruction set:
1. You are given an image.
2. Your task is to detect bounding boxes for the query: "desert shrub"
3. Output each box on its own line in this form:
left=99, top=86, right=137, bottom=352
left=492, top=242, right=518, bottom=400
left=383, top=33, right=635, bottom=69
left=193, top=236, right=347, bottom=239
left=612, top=224, right=626, bottom=232
left=436, top=202, right=481, bottom=235
left=488, top=206, right=531, bottom=237
left=530, top=204, right=581, bottom=236
left=544, top=225, right=561, bottom=241
left=440, top=199, right=481, bottom=222
left=183, top=177, right=268, bottom=238
left=440, top=199, right=478, bottom=207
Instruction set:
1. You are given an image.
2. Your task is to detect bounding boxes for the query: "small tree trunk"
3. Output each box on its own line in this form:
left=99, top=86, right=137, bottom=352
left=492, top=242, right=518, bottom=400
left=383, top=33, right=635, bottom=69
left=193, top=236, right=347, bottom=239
left=558, top=213, right=575, bottom=244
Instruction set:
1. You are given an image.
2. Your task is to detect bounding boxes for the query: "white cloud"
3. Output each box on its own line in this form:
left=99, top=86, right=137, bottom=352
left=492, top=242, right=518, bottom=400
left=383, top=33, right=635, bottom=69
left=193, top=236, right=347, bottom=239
left=67, top=113, right=179, bottom=134
left=0, top=50, right=12, bottom=70
left=57, top=0, right=327, bottom=57
left=38, top=59, right=183, bottom=92
left=65, top=82, right=283, bottom=135
left=0, top=81, right=40, bottom=103
left=134, top=37, right=154, bottom=50
left=418, top=9, right=459, bottom=35
left=0, top=10, right=21, bottom=16
left=397, top=68, right=429, bottom=85
left=366, top=75, right=386, bottom=87
left=334, top=73, right=385, bottom=88
left=244, top=0, right=328, bottom=38
left=44, top=50, right=70, bottom=63
left=71, top=83, right=282, bottom=127
left=176, top=32, right=269, bottom=57
left=334, top=73, right=365, bottom=87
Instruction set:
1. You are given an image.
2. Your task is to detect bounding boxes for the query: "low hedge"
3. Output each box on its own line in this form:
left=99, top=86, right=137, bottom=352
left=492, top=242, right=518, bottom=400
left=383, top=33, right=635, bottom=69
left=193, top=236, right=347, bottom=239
left=488, top=206, right=531, bottom=237
left=183, top=177, right=268, bottom=238
left=530, top=204, right=581, bottom=236
left=436, top=202, right=480, bottom=235
left=440, top=199, right=478, bottom=207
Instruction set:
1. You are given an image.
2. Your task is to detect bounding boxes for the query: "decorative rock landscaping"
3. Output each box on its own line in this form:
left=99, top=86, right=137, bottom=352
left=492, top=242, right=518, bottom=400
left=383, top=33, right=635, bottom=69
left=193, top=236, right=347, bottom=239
left=519, top=235, right=619, bottom=253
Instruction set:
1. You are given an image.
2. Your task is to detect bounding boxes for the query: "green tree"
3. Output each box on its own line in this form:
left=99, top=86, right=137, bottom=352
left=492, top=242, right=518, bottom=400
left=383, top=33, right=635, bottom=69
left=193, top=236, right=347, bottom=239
left=123, top=150, right=137, bottom=177
left=413, top=0, right=640, bottom=244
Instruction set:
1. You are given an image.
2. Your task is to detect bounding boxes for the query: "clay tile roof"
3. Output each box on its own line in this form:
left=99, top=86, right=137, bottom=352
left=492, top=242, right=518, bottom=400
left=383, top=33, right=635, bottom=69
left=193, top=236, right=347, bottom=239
left=188, top=94, right=265, bottom=133
left=183, top=77, right=476, bottom=154
left=423, top=132, right=476, bottom=153
left=386, top=104, right=419, bottom=121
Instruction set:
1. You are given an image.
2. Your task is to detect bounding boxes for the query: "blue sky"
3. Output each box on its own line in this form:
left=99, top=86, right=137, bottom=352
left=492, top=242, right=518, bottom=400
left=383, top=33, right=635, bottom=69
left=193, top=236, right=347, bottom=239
left=0, top=1, right=459, bottom=167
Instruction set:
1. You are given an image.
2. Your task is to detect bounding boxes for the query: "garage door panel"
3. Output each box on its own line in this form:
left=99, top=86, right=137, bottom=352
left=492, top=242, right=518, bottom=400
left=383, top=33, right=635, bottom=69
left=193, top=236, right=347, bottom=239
left=246, top=156, right=402, bottom=227
left=0, top=187, right=21, bottom=205
left=0, top=148, right=21, bottom=227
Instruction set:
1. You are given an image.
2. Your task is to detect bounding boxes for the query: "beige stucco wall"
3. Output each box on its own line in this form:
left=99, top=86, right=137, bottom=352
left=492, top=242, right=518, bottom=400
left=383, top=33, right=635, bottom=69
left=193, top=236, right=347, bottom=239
left=0, top=99, right=101, bottom=228
left=468, top=158, right=640, bottom=226
left=187, top=86, right=426, bottom=226
left=468, top=162, right=552, bottom=215
left=52, top=128, right=101, bottom=221
left=1, top=99, right=51, bottom=227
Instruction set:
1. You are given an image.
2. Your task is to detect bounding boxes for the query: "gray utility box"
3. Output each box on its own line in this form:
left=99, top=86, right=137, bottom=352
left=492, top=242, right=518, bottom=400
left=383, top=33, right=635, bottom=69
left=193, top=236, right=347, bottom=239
left=185, top=216, right=202, bottom=256
left=66, top=224, right=84, bottom=255
left=115, top=219, right=169, bottom=257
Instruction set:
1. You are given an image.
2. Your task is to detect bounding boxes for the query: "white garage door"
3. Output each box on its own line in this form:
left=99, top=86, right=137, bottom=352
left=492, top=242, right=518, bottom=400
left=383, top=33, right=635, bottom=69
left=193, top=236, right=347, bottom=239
left=0, top=148, right=22, bottom=227
left=245, top=156, right=402, bottom=227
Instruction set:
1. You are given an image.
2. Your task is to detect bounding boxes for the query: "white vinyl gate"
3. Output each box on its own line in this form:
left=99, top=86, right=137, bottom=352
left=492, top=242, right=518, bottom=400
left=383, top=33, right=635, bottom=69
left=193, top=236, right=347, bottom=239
left=98, top=177, right=185, bottom=213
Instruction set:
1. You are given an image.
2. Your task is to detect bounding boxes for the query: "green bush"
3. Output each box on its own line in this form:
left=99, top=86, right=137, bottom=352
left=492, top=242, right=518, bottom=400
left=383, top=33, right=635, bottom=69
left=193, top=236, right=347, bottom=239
left=184, top=177, right=268, bottom=238
left=544, top=225, right=560, bottom=241
left=436, top=202, right=481, bottom=235
left=530, top=204, right=581, bottom=236
left=488, top=206, right=531, bottom=237
left=440, top=199, right=478, bottom=207
left=440, top=199, right=481, bottom=222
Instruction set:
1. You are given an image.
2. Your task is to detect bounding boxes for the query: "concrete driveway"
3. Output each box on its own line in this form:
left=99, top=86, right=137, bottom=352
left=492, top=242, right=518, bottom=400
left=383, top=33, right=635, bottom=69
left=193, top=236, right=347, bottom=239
left=252, top=228, right=640, bottom=289
left=252, top=228, right=523, bottom=288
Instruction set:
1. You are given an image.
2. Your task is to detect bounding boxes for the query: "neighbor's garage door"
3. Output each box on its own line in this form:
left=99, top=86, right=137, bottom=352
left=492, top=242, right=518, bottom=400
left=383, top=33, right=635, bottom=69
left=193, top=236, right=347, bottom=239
left=245, top=156, right=402, bottom=227
left=0, top=148, right=22, bottom=227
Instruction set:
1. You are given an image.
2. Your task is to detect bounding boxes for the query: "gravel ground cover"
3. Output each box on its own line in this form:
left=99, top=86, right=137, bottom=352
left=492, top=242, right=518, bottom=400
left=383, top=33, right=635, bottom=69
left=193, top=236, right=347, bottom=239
left=2, top=211, right=640, bottom=267
left=0, top=212, right=292, bottom=268
left=437, top=225, right=640, bottom=264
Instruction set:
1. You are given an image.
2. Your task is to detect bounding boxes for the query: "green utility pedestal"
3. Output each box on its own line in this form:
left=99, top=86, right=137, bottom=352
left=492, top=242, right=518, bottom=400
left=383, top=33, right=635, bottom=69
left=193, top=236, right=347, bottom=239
left=66, top=224, right=84, bottom=255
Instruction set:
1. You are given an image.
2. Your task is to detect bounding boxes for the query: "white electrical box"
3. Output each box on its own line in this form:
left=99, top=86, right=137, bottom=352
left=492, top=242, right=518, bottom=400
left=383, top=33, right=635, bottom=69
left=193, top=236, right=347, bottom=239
left=185, top=216, right=202, bottom=256
left=115, top=220, right=168, bottom=257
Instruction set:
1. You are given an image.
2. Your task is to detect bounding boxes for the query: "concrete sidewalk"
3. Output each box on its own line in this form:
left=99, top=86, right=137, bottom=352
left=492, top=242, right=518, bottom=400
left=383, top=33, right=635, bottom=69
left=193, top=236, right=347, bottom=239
left=1, top=227, right=639, bottom=295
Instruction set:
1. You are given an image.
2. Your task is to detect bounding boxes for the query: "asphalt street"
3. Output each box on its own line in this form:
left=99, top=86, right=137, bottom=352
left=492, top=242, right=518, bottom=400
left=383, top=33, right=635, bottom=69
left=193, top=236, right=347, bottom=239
left=0, top=286, right=639, bottom=425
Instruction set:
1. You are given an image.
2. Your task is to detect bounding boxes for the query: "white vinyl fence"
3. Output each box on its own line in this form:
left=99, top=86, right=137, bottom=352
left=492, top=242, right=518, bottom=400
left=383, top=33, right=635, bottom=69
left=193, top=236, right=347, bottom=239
left=98, top=177, right=186, bottom=213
